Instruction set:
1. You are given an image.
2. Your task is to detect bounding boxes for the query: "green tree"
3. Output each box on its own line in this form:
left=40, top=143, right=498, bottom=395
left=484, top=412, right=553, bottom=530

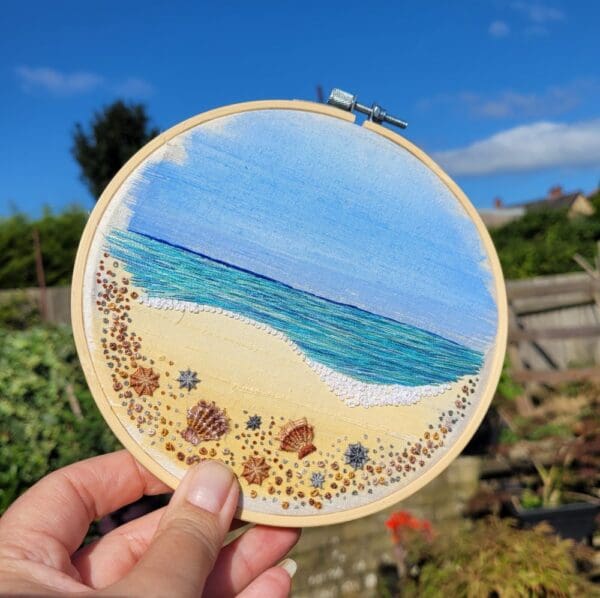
left=72, top=101, right=159, bottom=200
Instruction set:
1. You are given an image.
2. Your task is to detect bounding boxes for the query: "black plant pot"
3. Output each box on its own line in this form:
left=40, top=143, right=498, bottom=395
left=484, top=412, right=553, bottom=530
left=509, top=501, right=599, bottom=543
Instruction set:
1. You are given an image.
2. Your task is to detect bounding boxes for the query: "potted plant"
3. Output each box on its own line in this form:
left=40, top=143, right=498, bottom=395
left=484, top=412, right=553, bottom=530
left=498, top=409, right=599, bottom=543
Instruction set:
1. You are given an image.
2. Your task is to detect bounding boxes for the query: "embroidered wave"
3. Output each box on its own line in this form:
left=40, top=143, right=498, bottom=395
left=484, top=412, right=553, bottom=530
left=136, top=295, right=452, bottom=407
left=106, top=229, right=484, bottom=387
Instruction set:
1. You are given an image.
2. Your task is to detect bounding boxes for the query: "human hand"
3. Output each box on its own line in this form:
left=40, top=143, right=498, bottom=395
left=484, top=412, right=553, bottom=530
left=0, top=450, right=300, bottom=596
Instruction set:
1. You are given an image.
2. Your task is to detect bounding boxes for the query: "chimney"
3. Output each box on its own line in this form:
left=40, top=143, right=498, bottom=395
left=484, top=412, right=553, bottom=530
left=493, top=197, right=503, bottom=209
left=548, top=185, right=563, bottom=200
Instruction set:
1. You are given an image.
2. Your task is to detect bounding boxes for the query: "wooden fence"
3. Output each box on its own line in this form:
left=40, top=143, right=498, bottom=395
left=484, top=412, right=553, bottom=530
left=0, top=286, right=71, bottom=326
left=506, top=272, right=600, bottom=414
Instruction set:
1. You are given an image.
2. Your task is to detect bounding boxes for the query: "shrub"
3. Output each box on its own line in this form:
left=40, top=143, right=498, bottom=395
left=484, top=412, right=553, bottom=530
left=0, top=290, right=41, bottom=329
left=490, top=200, right=600, bottom=280
left=0, top=207, right=88, bottom=289
left=411, top=517, right=593, bottom=597
left=0, top=325, right=120, bottom=513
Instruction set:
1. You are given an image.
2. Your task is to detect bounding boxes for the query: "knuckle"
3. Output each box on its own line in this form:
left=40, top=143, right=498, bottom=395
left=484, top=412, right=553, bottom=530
left=164, top=509, right=221, bottom=562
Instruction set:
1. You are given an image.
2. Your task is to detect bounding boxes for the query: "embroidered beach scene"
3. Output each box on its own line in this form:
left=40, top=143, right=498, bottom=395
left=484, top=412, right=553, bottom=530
left=81, top=109, right=501, bottom=518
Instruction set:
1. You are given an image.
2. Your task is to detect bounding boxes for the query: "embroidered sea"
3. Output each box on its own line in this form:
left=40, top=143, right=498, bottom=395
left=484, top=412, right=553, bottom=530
left=108, top=228, right=484, bottom=406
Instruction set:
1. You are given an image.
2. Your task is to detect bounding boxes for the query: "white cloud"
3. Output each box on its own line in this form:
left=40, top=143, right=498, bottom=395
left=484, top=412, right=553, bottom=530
left=418, top=79, right=597, bottom=120
left=486, top=2, right=566, bottom=37
left=489, top=20, right=510, bottom=38
left=511, top=1, right=565, bottom=24
left=469, top=84, right=583, bottom=118
left=114, top=77, right=154, bottom=97
left=16, top=66, right=154, bottom=98
left=16, top=66, right=103, bottom=95
left=434, top=119, right=600, bottom=176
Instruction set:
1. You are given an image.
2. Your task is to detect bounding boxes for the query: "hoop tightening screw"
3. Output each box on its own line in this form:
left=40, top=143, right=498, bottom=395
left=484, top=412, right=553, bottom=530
left=327, top=88, right=408, bottom=129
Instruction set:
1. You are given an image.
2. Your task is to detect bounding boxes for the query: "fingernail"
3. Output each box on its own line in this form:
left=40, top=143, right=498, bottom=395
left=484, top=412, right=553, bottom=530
left=185, top=460, right=234, bottom=514
left=278, top=558, right=297, bottom=579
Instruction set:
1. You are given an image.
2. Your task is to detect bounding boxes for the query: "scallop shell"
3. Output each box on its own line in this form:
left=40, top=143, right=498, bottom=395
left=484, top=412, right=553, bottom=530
left=181, top=400, right=229, bottom=445
left=278, top=417, right=316, bottom=459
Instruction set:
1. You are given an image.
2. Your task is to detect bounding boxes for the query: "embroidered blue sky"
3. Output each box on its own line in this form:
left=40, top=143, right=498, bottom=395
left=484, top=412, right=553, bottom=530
left=125, top=110, right=496, bottom=349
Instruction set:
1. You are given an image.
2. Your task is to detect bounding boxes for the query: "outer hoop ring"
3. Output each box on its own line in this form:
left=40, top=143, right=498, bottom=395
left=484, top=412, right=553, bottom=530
left=71, top=99, right=508, bottom=527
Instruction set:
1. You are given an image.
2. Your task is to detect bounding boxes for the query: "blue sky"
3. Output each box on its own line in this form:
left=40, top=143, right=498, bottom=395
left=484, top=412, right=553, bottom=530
left=123, top=109, right=496, bottom=349
left=1, top=1, right=599, bottom=216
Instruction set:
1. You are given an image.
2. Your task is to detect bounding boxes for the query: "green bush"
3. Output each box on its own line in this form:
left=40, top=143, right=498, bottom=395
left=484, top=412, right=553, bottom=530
left=0, top=290, right=41, bottom=330
left=410, top=518, right=593, bottom=597
left=0, top=206, right=87, bottom=289
left=0, top=326, right=120, bottom=513
left=491, top=193, right=600, bottom=280
left=495, top=357, right=524, bottom=404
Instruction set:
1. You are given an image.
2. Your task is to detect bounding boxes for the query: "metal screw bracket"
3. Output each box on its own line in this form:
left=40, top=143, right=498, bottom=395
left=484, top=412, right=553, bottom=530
left=327, top=88, right=408, bottom=129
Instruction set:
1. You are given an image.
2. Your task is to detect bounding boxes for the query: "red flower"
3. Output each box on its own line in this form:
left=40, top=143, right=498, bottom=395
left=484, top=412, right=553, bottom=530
left=385, top=510, right=434, bottom=543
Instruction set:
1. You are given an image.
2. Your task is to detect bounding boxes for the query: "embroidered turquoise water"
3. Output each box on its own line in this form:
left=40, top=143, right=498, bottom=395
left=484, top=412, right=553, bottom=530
left=108, top=229, right=484, bottom=387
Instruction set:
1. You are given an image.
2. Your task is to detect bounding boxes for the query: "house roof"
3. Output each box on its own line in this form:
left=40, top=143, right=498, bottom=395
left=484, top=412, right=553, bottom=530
left=478, top=207, right=525, bottom=228
left=518, top=191, right=583, bottom=211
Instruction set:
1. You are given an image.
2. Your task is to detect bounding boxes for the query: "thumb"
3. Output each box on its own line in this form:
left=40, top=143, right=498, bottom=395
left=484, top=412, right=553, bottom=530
left=116, top=460, right=239, bottom=598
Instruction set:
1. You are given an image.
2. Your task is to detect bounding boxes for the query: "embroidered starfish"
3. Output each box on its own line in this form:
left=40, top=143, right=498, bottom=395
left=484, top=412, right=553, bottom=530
left=344, top=442, right=369, bottom=470
left=241, top=455, right=271, bottom=485
left=130, top=366, right=160, bottom=397
left=177, top=368, right=200, bottom=392
left=310, top=472, right=325, bottom=489
left=245, top=415, right=262, bottom=430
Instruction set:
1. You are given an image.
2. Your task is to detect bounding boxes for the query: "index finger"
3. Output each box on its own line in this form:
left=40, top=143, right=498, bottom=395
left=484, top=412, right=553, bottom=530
left=0, top=450, right=171, bottom=556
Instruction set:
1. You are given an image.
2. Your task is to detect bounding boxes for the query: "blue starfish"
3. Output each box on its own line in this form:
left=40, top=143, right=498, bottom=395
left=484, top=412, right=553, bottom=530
left=310, top=472, right=325, bottom=489
left=177, top=368, right=199, bottom=391
left=246, top=415, right=262, bottom=430
left=344, top=442, right=369, bottom=470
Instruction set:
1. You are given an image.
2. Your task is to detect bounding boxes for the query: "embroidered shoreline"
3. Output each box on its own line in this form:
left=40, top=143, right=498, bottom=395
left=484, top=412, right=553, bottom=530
left=139, top=295, right=453, bottom=408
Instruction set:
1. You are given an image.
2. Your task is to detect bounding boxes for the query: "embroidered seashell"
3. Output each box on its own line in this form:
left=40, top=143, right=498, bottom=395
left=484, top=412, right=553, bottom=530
left=278, top=417, right=316, bottom=459
left=181, top=400, right=229, bottom=445
left=129, top=366, right=159, bottom=397
left=241, top=455, right=270, bottom=485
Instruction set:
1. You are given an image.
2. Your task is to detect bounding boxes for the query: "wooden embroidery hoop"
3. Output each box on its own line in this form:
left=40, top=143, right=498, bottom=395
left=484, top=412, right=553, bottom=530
left=71, top=99, right=508, bottom=527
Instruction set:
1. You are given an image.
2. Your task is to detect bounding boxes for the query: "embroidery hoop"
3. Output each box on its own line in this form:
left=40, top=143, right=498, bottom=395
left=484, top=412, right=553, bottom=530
left=72, top=99, right=508, bottom=527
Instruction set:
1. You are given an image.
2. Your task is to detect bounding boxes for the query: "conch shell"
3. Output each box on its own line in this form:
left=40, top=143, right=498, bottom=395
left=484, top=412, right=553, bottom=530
left=278, top=418, right=316, bottom=459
